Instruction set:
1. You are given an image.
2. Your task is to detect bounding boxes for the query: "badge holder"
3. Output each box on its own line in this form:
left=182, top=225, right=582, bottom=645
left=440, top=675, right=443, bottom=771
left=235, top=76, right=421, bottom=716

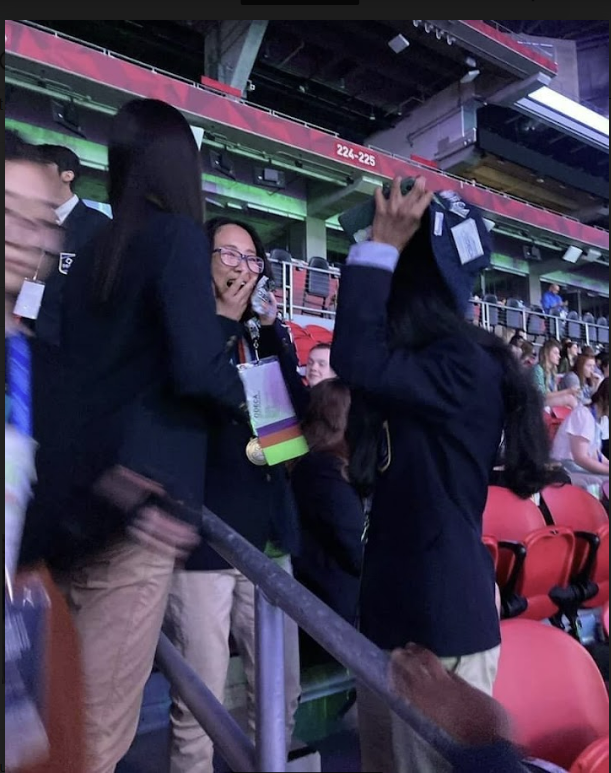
left=13, top=250, right=47, bottom=321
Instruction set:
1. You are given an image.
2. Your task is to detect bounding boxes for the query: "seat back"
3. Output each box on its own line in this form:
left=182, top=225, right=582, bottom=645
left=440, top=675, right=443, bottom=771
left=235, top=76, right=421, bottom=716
left=583, top=312, right=597, bottom=345
left=483, top=294, right=499, bottom=327
left=570, top=735, right=609, bottom=773
left=305, top=256, right=331, bottom=300
left=542, top=484, right=608, bottom=532
left=493, top=619, right=609, bottom=769
left=505, top=298, right=524, bottom=330
left=603, top=602, right=609, bottom=638
left=303, top=324, right=333, bottom=345
left=527, top=308, right=547, bottom=337
left=551, top=405, right=573, bottom=423
left=549, top=305, right=566, bottom=339
left=269, top=248, right=293, bottom=289
left=567, top=311, right=584, bottom=342
left=596, top=318, right=609, bottom=345
left=541, top=485, right=609, bottom=606
left=483, top=487, right=575, bottom=619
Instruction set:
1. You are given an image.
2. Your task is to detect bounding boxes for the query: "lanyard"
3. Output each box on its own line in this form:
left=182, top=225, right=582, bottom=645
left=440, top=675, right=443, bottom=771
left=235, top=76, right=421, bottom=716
left=6, top=333, right=32, bottom=437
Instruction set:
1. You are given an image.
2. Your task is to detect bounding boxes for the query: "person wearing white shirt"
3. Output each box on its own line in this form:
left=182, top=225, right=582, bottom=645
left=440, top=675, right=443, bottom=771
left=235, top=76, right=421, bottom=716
left=34, top=144, right=109, bottom=346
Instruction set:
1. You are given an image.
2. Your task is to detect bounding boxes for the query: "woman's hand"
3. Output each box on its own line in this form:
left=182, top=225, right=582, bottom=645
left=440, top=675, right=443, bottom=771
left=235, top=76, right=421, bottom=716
left=371, top=176, right=433, bottom=253
left=93, top=465, right=200, bottom=561
left=214, top=274, right=258, bottom=321
left=257, top=290, right=278, bottom=327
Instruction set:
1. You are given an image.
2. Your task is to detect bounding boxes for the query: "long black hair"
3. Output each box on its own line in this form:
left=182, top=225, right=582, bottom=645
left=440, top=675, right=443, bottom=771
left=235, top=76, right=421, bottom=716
left=94, top=98, right=204, bottom=302
left=348, top=220, right=553, bottom=500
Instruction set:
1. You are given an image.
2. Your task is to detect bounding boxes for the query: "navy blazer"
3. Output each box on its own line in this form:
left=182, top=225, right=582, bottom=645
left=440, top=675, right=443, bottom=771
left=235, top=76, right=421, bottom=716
left=186, top=317, right=305, bottom=570
left=331, top=264, right=504, bottom=658
left=21, top=206, right=248, bottom=571
left=291, top=451, right=365, bottom=623
left=35, top=199, right=109, bottom=346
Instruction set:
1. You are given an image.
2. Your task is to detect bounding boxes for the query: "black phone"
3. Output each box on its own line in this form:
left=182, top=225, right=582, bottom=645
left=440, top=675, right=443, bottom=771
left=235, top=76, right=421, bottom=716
left=338, top=177, right=418, bottom=243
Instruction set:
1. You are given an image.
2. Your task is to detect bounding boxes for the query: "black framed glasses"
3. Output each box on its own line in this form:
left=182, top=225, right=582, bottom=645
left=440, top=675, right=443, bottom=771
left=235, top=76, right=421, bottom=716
left=212, top=247, right=265, bottom=274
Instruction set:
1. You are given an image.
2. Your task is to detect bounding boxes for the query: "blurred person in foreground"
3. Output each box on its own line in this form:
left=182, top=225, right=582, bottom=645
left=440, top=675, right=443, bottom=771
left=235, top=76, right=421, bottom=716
left=5, top=130, right=85, bottom=773
left=19, top=99, right=250, bottom=773
left=331, top=177, right=553, bottom=773
left=389, top=645, right=566, bottom=772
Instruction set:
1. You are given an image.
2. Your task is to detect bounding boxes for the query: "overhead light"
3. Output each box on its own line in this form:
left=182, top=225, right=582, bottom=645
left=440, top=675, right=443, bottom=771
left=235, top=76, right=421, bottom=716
left=528, top=86, right=609, bottom=137
left=465, top=56, right=478, bottom=69
left=388, top=34, right=410, bottom=54
left=460, top=69, right=481, bottom=85
left=562, top=246, right=583, bottom=263
left=584, top=248, right=602, bottom=262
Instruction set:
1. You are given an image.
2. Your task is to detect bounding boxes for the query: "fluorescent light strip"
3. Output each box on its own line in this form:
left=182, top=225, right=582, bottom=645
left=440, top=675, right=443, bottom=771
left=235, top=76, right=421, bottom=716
left=529, top=87, right=609, bottom=136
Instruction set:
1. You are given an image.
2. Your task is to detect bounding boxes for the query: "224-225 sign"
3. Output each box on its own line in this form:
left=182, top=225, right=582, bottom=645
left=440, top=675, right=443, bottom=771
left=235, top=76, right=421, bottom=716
left=335, top=142, right=377, bottom=168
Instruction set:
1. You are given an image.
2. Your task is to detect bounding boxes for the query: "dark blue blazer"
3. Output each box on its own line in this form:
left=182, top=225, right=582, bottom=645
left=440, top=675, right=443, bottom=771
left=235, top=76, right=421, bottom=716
left=291, top=451, right=365, bottom=623
left=331, top=265, right=504, bottom=658
left=21, top=206, right=248, bottom=570
left=35, top=199, right=109, bottom=346
left=186, top=317, right=305, bottom=570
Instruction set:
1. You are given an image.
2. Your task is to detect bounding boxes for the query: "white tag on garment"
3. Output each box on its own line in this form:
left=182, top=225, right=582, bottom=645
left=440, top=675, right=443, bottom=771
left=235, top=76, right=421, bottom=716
left=433, top=211, right=444, bottom=236
left=13, top=280, right=45, bottom=320
left=450, top=218, right=485, bottom=265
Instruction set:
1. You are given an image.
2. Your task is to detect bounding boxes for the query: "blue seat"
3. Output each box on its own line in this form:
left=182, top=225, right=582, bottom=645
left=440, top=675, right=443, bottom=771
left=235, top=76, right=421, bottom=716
left=566, top=311, right=584, bottom=342
left=583, top=312, right=597, bottom=345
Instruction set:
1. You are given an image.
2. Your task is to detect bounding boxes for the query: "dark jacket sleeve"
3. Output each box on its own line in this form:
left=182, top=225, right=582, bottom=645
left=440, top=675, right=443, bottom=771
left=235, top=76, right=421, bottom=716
left=258, top=319, right=310, bottom=418
left=331, top=266, right=476, bottom=423
left=447, top=740, right=532, bottom=772
left=155, top=218, right=249, bottom=423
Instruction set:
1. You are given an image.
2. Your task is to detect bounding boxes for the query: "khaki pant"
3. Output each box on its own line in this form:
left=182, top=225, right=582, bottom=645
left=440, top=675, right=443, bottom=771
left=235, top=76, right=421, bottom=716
left=66, top=540, right=176, bottom=773
left=165, top=555, right=301, bottom=773
left=357, top=644, right=501, bottom=773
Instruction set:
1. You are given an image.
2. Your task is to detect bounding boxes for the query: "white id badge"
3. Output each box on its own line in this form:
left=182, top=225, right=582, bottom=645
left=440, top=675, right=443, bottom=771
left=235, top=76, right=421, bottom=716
left=13, top=280, right=46, bottom=320
left=450, top=218, right=485, bottom=265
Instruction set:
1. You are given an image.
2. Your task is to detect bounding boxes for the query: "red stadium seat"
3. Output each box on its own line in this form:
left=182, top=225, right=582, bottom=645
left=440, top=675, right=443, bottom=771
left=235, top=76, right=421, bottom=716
left=493, top=619, right=609, bottom=771
left=483, top=486, right=575, bottom=620
left=570, top=736, right=609, bottom=773
left=541, top=484, right=609, bottom=609
left=303, top=324, right=333, bottom=345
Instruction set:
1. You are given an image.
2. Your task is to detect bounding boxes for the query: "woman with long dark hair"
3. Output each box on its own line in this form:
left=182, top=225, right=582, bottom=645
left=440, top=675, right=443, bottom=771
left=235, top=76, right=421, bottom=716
left=21, top=99, right=250, bottom=773
left=331, top=177, right=554, bottom=773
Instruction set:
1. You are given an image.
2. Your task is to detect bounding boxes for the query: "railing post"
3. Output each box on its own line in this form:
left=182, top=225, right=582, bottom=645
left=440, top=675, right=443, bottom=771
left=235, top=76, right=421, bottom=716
left=255, top=587, right=287, bottom=772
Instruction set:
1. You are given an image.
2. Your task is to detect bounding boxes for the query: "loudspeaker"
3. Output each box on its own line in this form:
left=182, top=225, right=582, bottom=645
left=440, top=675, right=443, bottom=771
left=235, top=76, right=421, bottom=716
left=254, top=167, right=285, bottom=189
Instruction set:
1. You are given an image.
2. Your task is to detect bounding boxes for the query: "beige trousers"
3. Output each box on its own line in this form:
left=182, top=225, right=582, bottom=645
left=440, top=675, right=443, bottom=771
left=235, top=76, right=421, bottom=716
left=357, top=644, right=501, bottom=773
left=66, top=539, right=176, bottom=773
left=165, top=555, right=302, bottom=773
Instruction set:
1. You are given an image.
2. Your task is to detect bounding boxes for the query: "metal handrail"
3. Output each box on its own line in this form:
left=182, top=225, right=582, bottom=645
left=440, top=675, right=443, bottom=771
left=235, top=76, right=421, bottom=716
left=155, top=506, right=459, bottom=771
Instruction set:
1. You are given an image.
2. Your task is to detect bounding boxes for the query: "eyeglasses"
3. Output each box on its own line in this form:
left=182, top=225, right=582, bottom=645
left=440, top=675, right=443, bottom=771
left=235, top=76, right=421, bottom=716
left=212, top=247, right=265, bottom=274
